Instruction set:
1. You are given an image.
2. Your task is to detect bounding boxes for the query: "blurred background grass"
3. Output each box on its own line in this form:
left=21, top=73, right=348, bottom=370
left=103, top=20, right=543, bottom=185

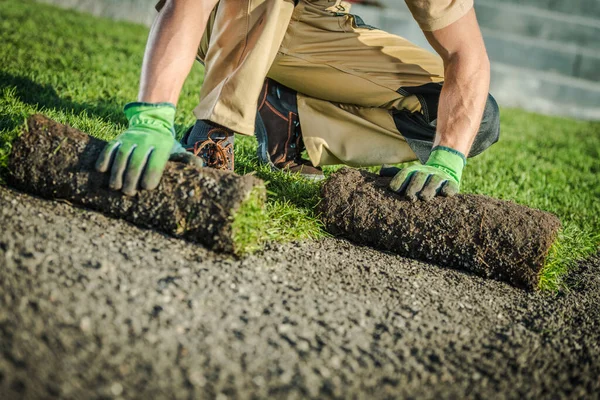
left=1, top=0, right=598, bottom=290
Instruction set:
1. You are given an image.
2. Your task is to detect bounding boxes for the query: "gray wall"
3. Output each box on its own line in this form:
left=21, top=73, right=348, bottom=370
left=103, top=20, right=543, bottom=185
left=39, top=0, right=600, bottom=120
left=355, top=0, right=600, bottom=120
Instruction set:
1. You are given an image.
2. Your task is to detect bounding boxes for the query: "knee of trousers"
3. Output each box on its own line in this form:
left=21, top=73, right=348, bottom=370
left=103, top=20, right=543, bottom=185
left=393, top=84, right=500, bottom=162
left=468, top=93, right=500, bottom=158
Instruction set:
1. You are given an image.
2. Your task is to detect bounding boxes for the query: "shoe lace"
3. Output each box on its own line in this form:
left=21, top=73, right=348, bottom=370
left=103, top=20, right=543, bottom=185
left=190, top=128, right=233, bottom=170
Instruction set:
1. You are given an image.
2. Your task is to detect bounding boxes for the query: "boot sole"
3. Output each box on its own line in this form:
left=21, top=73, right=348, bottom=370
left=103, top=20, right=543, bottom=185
left=255, top=112, right=325, bottom=182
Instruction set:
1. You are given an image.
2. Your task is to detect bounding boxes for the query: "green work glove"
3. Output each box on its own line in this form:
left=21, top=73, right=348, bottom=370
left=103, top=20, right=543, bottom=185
left=389, top=146, right=466, bottom=201
left=96, top=102, right=203, bottom=196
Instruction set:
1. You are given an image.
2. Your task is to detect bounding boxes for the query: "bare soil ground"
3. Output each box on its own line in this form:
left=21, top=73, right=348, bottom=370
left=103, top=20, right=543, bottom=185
left=0, top=186, right=599, bottom=399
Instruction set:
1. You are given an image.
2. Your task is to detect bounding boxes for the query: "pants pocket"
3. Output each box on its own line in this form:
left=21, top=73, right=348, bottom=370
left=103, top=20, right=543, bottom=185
left=350, top=14, right=378, bottom=30
left=324, top=0, right=352, bottom=14
left=393, top=83, right=500, bottom=162
left=323, top=0, right=378, bottom=31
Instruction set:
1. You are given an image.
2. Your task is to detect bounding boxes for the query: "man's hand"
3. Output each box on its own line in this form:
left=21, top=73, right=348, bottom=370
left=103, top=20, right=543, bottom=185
left=96, top=102, right=202, bottom=196
left=389, top=146, right=465, bottom=201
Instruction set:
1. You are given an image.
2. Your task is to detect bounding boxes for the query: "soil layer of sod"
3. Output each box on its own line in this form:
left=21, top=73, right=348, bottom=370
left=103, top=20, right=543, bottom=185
left=8, top=115, right=265, bottom=254
left=320, top=168, right=562, bottom=290
left=1, top=186, right=599, bottom=399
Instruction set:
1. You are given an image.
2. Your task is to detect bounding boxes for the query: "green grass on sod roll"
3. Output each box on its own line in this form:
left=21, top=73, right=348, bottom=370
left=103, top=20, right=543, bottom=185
left=1, top=0, right=598, bottom=290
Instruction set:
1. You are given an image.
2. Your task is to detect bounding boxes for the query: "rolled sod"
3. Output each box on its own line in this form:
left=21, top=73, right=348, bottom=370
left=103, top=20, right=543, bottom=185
left=8, top=114, right=266, bottom=254
left=319, top=168, right=562, bottom=290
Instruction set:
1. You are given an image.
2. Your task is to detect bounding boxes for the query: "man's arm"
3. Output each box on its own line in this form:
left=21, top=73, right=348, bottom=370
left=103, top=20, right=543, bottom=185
left=389, top=7, right=490, bottom=201
left=96, top=0, right=218, bottom=196
left=139, top=0, right=218, bottom=104
left=424, top=8, right=490, bottom=155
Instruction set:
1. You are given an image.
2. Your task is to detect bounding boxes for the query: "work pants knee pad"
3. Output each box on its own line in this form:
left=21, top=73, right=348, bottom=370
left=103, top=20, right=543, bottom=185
left=469, top=94, right=500, bottom=158
left=393, top=84, right=500, bottom=162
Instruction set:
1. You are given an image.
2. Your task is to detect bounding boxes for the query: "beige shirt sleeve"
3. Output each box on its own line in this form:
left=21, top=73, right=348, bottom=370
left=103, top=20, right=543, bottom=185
left=404, top=0, right=474, bottom=31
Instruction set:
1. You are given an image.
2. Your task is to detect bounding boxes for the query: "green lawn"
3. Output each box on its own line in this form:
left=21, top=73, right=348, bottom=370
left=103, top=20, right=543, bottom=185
left=1, top=0, right=598, bottom=291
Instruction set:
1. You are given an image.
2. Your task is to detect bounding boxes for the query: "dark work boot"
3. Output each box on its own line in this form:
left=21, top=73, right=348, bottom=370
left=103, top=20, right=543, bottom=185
left=181, top=120, right=234, bottom=171
left=255, top=78, right=325, bottom=181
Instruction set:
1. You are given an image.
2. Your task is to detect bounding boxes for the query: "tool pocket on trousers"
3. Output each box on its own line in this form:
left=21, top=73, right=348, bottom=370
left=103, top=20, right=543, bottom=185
left=325, top=0, right=352, bottom=14
left=393, top=82, right=443, bottom=163
left=350, top=14, right=378, bottom=30
left=397, top=82, right=443, bottom=123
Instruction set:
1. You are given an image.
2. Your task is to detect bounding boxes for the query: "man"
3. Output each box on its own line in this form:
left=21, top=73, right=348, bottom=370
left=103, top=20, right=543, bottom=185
left=96, top=0, right=499, bottom=202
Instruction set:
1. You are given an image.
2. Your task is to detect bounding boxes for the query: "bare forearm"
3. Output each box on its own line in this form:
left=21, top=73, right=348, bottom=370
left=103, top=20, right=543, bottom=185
left=423, top=8, right=490, bottom=156
left=434, top=54, right=490, bottom=155
left=138, top=0, right=217, bottom=104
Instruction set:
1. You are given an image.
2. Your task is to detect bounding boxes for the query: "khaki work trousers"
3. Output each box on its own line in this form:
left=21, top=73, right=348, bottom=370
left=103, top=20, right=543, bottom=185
left=171, top=0, right=447, bottom=167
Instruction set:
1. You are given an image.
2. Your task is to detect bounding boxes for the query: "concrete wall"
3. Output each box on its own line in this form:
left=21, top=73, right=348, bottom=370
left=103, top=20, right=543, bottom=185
left=354, top=0, right=600, bottom=120
left=38, top=0, right=600, bottom=120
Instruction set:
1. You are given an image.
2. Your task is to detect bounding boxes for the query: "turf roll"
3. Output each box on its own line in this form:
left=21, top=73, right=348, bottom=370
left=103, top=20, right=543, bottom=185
left=320, top=168, right=562, bottom=290
left=8, top=115, right=266, bottom=254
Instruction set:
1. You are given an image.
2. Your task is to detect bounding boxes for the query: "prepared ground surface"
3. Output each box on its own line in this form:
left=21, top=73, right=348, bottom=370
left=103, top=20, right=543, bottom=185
left=320, top=168, right=562, bottom=290
left=0, top=186, right=599, bottom=399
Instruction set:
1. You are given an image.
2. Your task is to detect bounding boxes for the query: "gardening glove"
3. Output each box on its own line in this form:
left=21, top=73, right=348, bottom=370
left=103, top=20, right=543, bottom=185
left=388, top=146, right=466, bottom=202
left=168, top=140, right=205, bottom=168
left=96, top=102, right=203, bottom=196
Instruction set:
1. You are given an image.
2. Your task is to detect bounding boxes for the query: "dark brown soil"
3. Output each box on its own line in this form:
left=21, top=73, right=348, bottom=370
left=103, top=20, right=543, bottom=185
left=0, top=186, right=599, bottom=399
left=320, top=168, right=562, bottom=290
left=7, top=115, right=265, bottom=253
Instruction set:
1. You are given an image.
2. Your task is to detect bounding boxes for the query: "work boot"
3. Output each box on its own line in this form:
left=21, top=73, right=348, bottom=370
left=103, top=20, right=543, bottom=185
left=256, top=78, right=325, bottom=181
left=181, top=120, right=235, bottom=171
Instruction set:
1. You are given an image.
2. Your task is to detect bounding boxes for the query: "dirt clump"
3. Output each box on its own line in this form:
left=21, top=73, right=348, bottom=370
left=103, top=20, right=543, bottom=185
left=320, top=168, right=561, bottom=289
left=8, top=114, right=265, bottom=253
